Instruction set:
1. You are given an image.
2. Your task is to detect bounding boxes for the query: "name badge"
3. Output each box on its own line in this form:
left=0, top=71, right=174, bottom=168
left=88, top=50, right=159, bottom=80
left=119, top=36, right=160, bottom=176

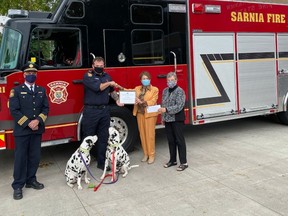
left=21, top=92, right=27, bottom=94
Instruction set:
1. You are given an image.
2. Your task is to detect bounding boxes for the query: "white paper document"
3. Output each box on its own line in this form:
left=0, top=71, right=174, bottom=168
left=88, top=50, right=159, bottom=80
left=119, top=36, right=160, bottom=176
left=147, top=105, right=161, bottom=113
left=119, top=91, right=136, bottom=104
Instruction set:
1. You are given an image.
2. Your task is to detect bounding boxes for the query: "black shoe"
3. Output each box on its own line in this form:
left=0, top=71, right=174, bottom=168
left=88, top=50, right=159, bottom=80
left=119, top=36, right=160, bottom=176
left=97, top=164, right=111, bottom=171
left=25, top=181, right=44, bottom=190
left=13, top=188, right=23, bottom=200
left=163, top=161, right=177, bottom=168
left=177, top=164, right=188, bottom=171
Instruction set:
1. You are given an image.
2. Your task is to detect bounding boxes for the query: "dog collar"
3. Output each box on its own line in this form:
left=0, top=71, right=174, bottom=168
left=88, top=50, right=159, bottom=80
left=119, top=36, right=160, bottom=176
left=79, top=147, right=89, bottom=154
left=109, top=143, right=120, bottom=149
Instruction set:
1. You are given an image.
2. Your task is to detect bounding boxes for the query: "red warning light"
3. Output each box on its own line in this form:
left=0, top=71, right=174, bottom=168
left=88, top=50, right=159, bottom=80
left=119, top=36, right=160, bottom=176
left=192, top=4, right=204, bottom=14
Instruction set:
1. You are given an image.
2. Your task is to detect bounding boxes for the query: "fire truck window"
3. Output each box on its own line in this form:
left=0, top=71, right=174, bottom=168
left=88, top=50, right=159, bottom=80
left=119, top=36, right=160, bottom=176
left=0, top=28, right=21, bottom=69
left=131, top=5, right=163, bottom=25
left=132, top=30, right=164, bottom=65
left=29, top=28, right=81, bottom=68
left=66, top=1, right=84, bottom=18
left=0, top=30, right=3, bottom=45
left=166, top=12, right=186, bottom=64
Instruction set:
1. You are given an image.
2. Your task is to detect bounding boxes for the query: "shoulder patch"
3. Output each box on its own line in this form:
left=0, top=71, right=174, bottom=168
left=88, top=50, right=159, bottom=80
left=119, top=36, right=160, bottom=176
left=9, top=89, right=14, bottom=98
left=87, top=71, right=93, bottom=77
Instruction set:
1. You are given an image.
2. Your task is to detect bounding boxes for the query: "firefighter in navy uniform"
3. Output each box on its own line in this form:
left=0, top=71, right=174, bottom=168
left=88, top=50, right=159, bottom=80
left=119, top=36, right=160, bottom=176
left=9, top=63, right=49, bottom=200
left=82, top=56, right=123, bottom=170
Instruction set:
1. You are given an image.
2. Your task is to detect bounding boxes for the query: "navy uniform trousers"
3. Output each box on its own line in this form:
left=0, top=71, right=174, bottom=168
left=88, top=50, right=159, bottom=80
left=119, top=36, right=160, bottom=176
left=81, top=106, right=110, bottom=166
left=12, top=134, right=42, bottom=190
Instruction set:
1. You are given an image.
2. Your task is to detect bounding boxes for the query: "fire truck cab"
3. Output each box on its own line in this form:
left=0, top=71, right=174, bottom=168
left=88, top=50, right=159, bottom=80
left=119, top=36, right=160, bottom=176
left=1, top=0, right=288, bottom=150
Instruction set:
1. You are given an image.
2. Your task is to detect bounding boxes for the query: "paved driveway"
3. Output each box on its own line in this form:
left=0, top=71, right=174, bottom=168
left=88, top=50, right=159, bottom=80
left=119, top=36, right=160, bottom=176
left=0, top=116, right=288, bottom=216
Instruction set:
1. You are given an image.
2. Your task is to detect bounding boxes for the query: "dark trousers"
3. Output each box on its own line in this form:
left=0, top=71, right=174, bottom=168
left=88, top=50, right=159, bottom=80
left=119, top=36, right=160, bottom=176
left=82, top=106, right=110, bottom=166
left=165, top=121, right=187, bottom=164
left=12, top=134, right=42, bottom=190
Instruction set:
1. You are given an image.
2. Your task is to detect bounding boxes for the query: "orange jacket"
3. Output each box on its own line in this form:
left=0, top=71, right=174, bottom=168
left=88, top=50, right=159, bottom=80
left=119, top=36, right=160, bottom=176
left=132, top=85, right=159, bottom=118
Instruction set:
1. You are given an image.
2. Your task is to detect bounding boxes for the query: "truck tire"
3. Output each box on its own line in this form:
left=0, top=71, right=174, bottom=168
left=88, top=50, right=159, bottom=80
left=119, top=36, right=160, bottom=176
left=277, top=109, right=288, bottom=125
left=110, top=106, right=139, bottom=152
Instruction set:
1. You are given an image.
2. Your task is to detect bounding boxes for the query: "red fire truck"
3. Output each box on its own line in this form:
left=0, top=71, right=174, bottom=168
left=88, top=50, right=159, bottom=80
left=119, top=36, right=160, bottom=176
left=1, top=0, right=288, bottom=151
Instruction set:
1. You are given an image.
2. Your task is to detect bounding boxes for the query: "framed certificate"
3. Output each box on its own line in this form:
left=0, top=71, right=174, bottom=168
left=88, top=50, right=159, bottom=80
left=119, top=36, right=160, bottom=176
left=119, top=90, right=136, bottom=104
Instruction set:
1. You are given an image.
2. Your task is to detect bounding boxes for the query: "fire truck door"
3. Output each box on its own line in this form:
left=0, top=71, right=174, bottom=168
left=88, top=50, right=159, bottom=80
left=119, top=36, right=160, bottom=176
left=192, top=33, right=237, bottom=119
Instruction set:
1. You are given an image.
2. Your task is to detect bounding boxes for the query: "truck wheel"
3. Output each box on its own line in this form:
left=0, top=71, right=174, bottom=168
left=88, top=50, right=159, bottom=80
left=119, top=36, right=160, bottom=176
left=110, top=106, right=139, bottom=152
left=277, top=109, right=288, bottom=125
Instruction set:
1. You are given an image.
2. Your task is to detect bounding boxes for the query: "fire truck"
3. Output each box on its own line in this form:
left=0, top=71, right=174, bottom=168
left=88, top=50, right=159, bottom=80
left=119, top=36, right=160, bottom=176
left=1, top=0, right=288, bottom=151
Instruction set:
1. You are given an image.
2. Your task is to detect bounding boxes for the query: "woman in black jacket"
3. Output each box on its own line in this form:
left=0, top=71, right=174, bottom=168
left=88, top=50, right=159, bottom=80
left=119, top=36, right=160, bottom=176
left=158, top=72, right=188, bottom=171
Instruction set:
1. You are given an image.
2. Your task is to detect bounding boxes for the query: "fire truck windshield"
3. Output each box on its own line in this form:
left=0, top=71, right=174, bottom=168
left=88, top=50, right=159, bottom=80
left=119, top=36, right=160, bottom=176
left=0, top=28, right=21, bottom=70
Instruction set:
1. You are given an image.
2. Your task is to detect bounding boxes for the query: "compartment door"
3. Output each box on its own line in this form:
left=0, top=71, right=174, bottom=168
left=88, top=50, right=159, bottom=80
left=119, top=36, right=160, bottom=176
left=237, top=33, right=277, bottom=112
left=192, top=33, right=236, bottom=119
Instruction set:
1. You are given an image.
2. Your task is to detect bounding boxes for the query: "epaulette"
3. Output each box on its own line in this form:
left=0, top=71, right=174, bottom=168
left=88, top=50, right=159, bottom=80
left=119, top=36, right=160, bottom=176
left=9, top=89, right=15, bottom=98
left=87, top=70, right=93, bottom=77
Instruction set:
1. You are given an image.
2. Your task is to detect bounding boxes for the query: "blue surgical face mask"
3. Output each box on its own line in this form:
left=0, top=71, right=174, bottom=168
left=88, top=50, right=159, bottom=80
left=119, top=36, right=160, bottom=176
left=25, top=74, right=37, bottom=83
left=141, top=79, right=150, bottom=86
left=167, top=80, right=177, bottom=88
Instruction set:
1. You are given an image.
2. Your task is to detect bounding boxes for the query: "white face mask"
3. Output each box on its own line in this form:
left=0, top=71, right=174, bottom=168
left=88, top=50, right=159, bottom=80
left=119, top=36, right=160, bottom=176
left=167, top=80, right=176, bottom=88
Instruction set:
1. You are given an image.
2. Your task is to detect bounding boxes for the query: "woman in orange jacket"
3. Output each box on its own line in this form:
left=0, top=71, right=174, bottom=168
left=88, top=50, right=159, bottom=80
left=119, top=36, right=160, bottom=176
left=132, top=71, right=159, bottom=164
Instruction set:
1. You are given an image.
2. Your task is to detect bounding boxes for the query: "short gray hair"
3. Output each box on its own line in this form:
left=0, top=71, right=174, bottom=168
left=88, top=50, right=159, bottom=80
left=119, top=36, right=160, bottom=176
left=167, top=72, right=177, bottom=80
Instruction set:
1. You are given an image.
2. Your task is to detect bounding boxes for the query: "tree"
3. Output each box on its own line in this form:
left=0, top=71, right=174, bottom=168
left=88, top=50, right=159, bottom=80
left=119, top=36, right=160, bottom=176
left=0, top=0, right=61, bottom=15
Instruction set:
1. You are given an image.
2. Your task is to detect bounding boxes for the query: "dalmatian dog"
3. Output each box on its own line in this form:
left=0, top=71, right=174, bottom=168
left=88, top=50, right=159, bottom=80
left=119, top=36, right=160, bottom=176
left=101, top=127, right=139, bottom=180
left=65, top=135, right=98, bottom=189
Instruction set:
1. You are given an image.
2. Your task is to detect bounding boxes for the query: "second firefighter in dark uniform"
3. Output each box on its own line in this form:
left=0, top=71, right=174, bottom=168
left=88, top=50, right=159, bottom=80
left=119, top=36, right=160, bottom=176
left=82, top=56, right=123, bottom=170
left=9, top=63, right=49, bottom=200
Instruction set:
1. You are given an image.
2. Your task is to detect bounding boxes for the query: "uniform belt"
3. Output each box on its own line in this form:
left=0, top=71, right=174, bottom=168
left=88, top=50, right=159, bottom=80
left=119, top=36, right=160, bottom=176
left=85, top=105, right=106, bottom=109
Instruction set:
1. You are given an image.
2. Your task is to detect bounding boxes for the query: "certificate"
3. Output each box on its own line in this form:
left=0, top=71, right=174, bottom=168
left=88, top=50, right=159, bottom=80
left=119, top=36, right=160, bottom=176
left=147, top=105, right=161, bottom=113
left=119, top=90, right=136, bottom=104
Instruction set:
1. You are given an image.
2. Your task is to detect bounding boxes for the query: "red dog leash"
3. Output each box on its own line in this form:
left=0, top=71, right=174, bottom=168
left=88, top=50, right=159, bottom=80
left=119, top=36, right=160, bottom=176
left=94, top=149, right=118, bottom=191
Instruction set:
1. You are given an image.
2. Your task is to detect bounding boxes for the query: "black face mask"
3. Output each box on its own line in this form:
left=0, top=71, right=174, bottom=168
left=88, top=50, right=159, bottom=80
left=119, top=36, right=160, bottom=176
left=94, top=67, right=104, bottom=75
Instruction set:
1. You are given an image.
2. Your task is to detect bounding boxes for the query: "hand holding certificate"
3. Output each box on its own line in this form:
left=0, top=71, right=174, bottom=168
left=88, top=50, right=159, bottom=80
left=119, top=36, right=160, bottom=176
left=119, top=91, right=136, bottom=104
left=147, top=105, right=161, bottom=113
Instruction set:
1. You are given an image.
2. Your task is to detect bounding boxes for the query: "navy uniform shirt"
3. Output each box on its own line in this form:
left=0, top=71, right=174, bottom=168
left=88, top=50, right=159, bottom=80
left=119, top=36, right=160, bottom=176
left=9, top=84, right=49, bottom=136
left=83, top=70, right=114, bottom=106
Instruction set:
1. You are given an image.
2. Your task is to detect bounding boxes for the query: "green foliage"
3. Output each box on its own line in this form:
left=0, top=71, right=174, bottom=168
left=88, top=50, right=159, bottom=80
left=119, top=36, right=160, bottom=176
left=0, top=0, right=61, bottom=15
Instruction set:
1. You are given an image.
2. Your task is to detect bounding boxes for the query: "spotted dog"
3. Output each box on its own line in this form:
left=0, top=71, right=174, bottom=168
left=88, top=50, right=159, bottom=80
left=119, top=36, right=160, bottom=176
left=101, top=127, right=139, bottom=180
left=65, top=135, right=98, bottom=189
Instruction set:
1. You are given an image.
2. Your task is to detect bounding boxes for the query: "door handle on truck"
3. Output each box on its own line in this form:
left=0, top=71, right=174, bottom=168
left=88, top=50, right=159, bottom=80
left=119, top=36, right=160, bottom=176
left=73, top=80, right=83, bottom=84
left=157, top=74, right=167, bottom=78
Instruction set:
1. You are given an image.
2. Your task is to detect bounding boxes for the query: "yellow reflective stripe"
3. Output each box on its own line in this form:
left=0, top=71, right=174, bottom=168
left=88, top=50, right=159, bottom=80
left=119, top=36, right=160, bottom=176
left=39, top=113, right=47, bottom=122
left=17, top=116, right=28, bottom=126
left=0, top=134, right=5, bottom=149
left=0, top=134, right=4, bottom=142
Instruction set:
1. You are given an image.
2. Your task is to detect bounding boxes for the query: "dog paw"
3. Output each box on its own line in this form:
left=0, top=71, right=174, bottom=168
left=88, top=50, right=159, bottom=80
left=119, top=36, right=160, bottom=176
left=85, top=179, right=90, bottom=184
left=67, top=183, right=74, bottom=188
left=78, top=185, right=83, bottom=190
left=122, top=174, right=127, bottom=178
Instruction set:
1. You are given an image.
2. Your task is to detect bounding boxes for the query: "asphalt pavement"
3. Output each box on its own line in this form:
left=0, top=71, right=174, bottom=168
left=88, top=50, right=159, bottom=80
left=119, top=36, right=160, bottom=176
left=0, top=116, right=288, bottom=216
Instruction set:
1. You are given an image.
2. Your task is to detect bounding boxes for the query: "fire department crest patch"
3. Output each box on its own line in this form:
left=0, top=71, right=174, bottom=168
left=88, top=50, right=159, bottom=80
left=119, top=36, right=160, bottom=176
left=47, top=81, right=69, bottom=104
